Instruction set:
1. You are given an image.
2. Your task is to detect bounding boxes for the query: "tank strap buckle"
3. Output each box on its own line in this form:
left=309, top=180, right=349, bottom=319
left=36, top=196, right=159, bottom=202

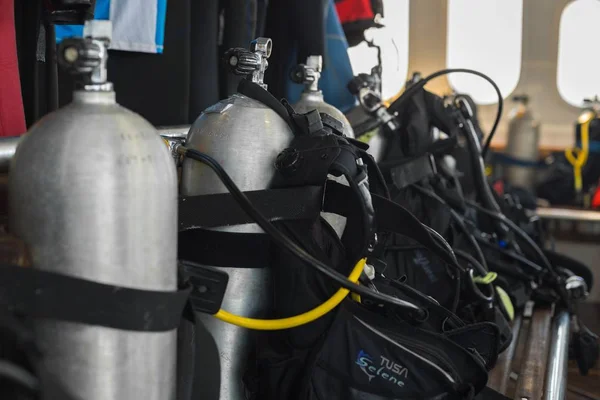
left=179, top=260, right=229, bottom=315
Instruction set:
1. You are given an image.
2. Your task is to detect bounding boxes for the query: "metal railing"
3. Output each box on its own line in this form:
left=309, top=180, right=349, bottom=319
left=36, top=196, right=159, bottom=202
left=0, top=126, right=192, bottom=173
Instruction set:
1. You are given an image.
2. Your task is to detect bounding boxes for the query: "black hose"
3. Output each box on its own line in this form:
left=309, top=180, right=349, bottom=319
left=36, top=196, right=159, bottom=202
left=0, top=360, right=38, bottom=392
left=180, top=147, right=426, bottom=318
left=454, top=249, right=487, bottom=277
left=454, top=249, right=495, bottom=304
left=455, top=106, right=505, bottom=216
left=464, top=199, right=554, bottom=274
left=474, top=236, right=543, bottom=274
left=421, top=223, right=459, bottom=268
left=410, top=184, right=489, bottom=271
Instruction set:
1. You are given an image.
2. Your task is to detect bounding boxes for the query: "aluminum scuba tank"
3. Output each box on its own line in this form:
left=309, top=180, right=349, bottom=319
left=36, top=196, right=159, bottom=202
left=8, top=21, right=178, bottom=400
left=180, top=38, right=294, bottom=400
left=289, top=55, right=356, bottom=237
left=291, top=55, right=355, bottom=138
left=504, top=94, right=541, bottom=189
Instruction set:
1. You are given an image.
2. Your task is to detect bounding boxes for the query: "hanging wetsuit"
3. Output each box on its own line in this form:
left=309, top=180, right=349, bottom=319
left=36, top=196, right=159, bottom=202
left=0, top=0, right=26, bottom=136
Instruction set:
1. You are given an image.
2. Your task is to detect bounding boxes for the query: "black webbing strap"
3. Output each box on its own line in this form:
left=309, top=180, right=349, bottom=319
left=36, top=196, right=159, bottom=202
left=179, top=230, right=271, bottom=268
left=0, top=265, right=190, bottom=332
left=179, top=186, right=323, bottom=231
left=179, top=182, right=458, bottom=270
left=389, top=154, right=436, bottom=189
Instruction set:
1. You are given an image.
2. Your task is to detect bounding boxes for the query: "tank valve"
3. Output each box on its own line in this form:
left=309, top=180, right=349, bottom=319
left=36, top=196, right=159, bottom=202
left=565, top=275, right=589, bottom=301
left=57, top=20, right=112, bottom=91
left=223, top=37, right=272, bottom=89
left=290, top=55, right=322, bottom=92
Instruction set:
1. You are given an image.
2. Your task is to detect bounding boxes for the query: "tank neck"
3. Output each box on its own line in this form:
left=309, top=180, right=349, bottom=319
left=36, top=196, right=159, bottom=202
left=301, top=90, right=324, bottom=101
left=301, top=55, right=322, bottom=93
left=304, top=78, right=320, bottom=93
left=73, top=90, right=116, bottom=105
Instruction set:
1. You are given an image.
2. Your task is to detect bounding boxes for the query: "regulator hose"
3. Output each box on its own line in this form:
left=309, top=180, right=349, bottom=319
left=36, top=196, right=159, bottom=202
left=410, top=184, right=489, bottom=272
left=464, top=199, right=554, bottom=274
left=178, top=146, right=427, bottom=327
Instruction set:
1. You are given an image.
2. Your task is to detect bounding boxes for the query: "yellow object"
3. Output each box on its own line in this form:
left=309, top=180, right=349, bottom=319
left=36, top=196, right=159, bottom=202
left=357, top=129, right=378, bottom=144
left=565, top=112, right=594, bottom=196
left=351, top=293, right=362, bottom=303
left=472, top=271, right=498, bottom=285
left=213, top=258, right=367, bottom=330
left=495, top=286, right=515, bottom=322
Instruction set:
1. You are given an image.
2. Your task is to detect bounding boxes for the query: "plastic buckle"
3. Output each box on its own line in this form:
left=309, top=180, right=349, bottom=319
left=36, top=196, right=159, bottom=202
left=179, top=260, right=229, bottom=315
left=565, top=275, right=589, bottom=301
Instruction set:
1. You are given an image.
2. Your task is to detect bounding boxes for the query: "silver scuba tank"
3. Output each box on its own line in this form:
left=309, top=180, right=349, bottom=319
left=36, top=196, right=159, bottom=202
left=8, top=21, right=178, bottom=400
left=291, top=55, right=354, bottom=138
left=180, top=38, right=294, bottom=400
left=291, top=56, right=355, bottom=237
left=504, top=95, right=541, bottom=189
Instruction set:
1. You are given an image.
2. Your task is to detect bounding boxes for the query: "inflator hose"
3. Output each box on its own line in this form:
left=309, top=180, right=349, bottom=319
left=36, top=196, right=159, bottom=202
left=214, top=258, right=366, bottom=330
left=455, top=97, right=505, bottom=217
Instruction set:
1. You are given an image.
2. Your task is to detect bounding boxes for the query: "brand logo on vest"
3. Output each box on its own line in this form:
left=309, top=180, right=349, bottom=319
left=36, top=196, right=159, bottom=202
left=413, top=249, right=438, bottom=283
left=355, top=350, right=408, bottom=387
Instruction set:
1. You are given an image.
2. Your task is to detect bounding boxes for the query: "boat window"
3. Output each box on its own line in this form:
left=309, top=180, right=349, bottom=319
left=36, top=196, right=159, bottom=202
left=557, top=0, right=600, bottom=107
left=446, top=0, right=523, bottom=105
left=347, top=0, right=410, bottom=101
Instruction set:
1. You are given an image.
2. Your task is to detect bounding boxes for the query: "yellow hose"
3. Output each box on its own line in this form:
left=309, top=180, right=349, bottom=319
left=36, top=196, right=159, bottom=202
left=213, top=258, right=366, bottom=330
left=565, top=113, right=593, bottom=196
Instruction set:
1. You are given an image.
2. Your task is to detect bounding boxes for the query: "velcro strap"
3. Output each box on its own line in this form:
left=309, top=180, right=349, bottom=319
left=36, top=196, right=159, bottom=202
left=390, top=154, right=436, bottom=189
left=0, top=265, right=190, bottom=332
left=179, top=186, right=323, bottom=230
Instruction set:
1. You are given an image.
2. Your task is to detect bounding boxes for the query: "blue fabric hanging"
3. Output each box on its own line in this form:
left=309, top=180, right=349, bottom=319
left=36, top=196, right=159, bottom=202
left=285, top=0, right=357, bottom=113
left=55, top=0, right=167, bottom=54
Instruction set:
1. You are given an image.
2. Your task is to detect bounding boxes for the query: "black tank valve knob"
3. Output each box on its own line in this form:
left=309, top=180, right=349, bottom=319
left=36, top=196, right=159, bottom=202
left=275, top=148, right=302, bottom=176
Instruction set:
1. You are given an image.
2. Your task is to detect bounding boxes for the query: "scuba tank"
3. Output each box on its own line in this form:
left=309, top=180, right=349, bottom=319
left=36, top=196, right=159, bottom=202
left=291, top=55, right=355, bottom=138
left=291, top=55, right=354, bottom=238
left=179, top=38, right=294, bottom=400
left=504, top=95, right=541, bottom=190
left=177, top=62, right=500, bottom=398
left=8, top=20, right=178, bottom=400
